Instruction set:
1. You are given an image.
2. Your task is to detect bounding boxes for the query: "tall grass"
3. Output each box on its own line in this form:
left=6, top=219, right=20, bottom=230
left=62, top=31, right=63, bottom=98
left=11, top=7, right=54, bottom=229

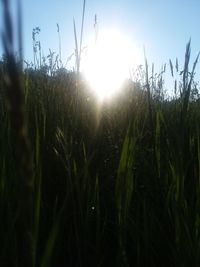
left=1, top=0, right=34, bottom=266
left=1, top=0, right=200, bottom=266
left=73, top=0, right=86, bottom=73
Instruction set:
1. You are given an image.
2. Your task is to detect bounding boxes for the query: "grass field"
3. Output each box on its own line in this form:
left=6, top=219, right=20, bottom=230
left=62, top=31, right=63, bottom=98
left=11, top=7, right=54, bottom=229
left=1, top=1, right=200, bottom=266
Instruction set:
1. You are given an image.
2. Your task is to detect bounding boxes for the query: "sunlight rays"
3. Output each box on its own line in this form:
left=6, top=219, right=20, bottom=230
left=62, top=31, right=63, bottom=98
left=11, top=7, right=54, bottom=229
left=82, top=28, right=140, bottom=99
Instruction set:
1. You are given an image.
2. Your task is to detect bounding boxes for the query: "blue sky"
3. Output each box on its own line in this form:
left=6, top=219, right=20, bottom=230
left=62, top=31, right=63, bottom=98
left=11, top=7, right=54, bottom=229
left=0, top=0, right=200, bottom=78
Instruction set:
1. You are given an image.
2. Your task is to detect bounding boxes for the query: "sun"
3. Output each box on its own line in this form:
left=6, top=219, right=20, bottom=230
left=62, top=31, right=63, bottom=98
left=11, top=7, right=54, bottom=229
left=82, top=28, right=139, bottom=100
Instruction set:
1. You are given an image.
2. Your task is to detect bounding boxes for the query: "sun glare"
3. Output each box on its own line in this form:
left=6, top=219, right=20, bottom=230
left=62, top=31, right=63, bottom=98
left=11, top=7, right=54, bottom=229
left=82, top=29, right=139, bottom=100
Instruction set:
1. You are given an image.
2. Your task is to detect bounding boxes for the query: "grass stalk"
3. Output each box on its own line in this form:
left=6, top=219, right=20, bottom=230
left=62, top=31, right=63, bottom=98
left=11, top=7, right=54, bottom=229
left=2, top=0, right=34, bottom=266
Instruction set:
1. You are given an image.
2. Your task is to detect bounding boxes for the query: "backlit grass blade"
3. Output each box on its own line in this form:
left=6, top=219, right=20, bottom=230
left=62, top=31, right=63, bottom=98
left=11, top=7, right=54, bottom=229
left=79, top=0, right=86, bottom=71
left=73, top=18, right=79, bottom=72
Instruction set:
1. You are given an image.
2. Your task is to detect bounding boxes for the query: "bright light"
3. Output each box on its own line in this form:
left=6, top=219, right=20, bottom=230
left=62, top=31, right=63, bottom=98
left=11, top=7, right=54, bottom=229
left=82, top=29, right=140, bottom=100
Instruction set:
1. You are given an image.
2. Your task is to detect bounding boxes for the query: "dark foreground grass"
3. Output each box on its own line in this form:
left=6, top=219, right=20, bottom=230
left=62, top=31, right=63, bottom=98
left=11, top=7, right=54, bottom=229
left=1, top=1, right=200, bottom=266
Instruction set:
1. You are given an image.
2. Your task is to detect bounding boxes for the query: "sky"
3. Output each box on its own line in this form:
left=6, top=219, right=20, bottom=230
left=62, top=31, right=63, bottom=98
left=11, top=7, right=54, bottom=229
left=0, top=0, right=200, bottom=85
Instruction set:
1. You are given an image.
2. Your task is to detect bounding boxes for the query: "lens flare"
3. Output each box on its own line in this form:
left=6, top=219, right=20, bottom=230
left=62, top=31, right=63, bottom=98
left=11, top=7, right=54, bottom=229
left=82, top=29, right=139, bottom=99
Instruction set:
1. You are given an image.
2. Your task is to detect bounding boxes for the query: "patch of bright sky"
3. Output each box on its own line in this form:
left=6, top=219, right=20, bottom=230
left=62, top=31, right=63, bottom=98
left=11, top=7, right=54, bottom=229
left=0, top=0, right=200, bottom=90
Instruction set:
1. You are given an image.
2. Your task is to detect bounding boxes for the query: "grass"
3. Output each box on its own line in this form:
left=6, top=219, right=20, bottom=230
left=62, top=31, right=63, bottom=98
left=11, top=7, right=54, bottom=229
left=1, top=0, right=200, bottom=266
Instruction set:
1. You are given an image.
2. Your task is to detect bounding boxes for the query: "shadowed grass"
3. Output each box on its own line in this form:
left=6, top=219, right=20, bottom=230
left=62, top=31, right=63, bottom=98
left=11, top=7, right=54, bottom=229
left=1, top=0, right=200, bottom=266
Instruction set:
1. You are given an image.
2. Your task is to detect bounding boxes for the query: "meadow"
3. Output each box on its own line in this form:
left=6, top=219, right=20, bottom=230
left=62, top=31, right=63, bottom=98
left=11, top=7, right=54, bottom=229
left=1, top=1, right=200, bottom=266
